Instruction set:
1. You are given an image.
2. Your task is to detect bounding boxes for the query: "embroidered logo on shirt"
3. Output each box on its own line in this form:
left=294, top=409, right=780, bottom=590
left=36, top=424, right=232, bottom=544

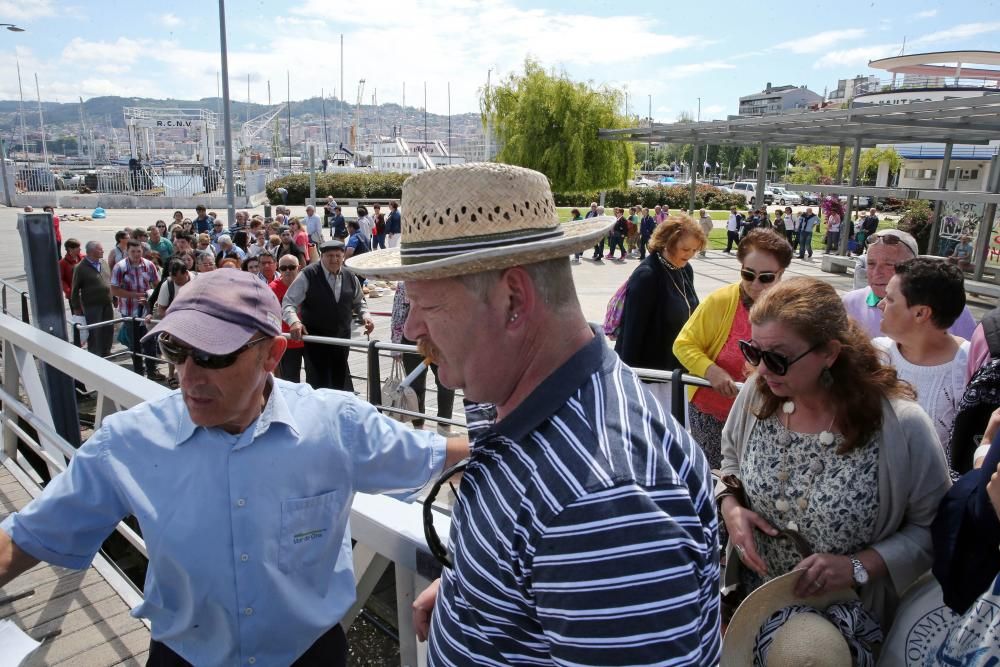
left=293, top=529, right=326, bottom=544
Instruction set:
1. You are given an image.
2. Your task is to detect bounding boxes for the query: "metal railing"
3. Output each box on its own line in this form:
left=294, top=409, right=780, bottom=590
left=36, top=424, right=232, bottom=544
left=854, top=77, right=1000, bottom=96
left=0, top=308, right=716, bottom=666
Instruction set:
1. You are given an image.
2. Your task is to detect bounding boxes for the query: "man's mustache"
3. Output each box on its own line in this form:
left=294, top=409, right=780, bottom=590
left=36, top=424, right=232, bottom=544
left=417, top=338, right=440, bottom=365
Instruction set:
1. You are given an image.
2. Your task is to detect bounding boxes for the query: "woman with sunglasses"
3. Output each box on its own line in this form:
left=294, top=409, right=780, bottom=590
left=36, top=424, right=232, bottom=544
left=268, top=255, right=305, bottom=381
left=614, top=214, right=706, bottom=409
left=673, top=229, right=792, bottom=468
left=717, top=277, right=950, bottom=630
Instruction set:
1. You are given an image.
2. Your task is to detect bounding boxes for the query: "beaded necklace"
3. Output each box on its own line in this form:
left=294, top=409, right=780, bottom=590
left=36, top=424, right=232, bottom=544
left=773, top=400, right=837, bottom=531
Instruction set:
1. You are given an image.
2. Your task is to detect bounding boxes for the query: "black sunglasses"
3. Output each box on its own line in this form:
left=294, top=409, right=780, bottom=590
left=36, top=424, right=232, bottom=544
left=739, top=339, right=823, bottom=376
left=158, top=334, right=270, bottom=370
left=278, top=265, right=298, bottom=271
left=422, top=460, right=468, bottom=569
left=740, top=268, right=779, bottom=284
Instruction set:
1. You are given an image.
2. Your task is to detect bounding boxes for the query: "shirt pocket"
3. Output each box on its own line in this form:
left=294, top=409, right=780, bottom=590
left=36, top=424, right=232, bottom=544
left=278, top=490, right=340, bottom=577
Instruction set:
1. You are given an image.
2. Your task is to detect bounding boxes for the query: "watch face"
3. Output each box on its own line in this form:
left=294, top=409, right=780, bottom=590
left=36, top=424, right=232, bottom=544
left=853, top=559, right=869, bottom=585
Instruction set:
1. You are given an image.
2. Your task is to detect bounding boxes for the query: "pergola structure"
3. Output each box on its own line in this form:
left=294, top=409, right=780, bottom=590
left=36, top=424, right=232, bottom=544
left=599, top=94, right=1000, bottom=279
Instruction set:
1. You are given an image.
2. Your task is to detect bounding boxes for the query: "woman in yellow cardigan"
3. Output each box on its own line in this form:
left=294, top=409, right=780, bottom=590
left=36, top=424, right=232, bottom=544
left=673, top=229, right=793, bottom=468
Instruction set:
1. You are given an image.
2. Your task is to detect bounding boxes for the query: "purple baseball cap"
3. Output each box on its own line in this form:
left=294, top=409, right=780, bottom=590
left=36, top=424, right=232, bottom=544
left=141, top=269, right=283, bottom=355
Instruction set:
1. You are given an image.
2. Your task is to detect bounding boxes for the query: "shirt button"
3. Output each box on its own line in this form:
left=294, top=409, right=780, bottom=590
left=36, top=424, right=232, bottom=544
left=241, top=553, right=249, bottom=562
left=244, top=607, right=253, bottom=616
left=237, top=498, right=246, bottom=507
left=248, top=658, right=256, bottom=665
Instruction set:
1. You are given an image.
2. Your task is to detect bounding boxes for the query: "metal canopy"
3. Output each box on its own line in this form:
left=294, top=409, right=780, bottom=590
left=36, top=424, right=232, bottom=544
left=599, top=93, right=1000, bottom=148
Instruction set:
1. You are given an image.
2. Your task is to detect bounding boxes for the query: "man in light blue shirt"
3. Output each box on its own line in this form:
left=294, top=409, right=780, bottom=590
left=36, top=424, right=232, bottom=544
left=0, top=269, right=465, bottom=666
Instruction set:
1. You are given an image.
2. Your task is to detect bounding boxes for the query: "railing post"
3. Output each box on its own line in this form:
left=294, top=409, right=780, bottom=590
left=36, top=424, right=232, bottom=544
left=72, top=321, right=82, bottom=348
left=20, top=293, right=29, bottom=324
left=670, top=368, right=687, bottom=428
left=2, top=285, right=7, bottom=315
left=368, top=340, right=382, bottom=405
left=367, top=339, right=382, bottom=405
left=129, top=318, right=142, bottom=374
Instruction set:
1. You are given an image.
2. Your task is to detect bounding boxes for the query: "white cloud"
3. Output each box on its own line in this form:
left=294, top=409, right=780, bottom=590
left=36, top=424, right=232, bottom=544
left=914, top=9, right=938, bottom=18
left=0, top=0, right=57, bottom=22
left=661, top=62, right=736, bottom=79
left=160, top=13, right=183, bottom=28
left=814, top=45, right=899, bottom=69
left=913, top=21, right=1000, bottom=44
left=704, top=104, right=725, bottom=115
left=778, top=28, right=866, bottom=54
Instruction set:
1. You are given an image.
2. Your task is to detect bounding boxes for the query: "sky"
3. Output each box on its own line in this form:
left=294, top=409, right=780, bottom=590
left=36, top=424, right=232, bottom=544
left=0, top=0, right=998, bottom=121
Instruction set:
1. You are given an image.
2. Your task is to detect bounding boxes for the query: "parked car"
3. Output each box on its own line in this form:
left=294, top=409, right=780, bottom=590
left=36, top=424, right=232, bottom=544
left=798, top=191, right=821, bottom=205
left=729, top=181, right=774, bottom=206
left=770, top=187, right=802, bottom=206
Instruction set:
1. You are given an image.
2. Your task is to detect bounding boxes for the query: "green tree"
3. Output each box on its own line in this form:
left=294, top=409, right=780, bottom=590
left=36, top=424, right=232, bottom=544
left=859, top=146, right=901, bottom=184
left=482, top=60, right=634, bottom=191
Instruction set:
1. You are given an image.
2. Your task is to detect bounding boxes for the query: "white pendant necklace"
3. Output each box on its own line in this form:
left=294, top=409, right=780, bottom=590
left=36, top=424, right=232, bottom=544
left=774, top=401, right=837, bottom=531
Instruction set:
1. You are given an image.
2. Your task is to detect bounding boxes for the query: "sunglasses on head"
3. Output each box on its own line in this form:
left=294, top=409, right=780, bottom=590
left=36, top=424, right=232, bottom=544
left=158, top=334, right=269, bottom=370
left=869, top=233, right=915, bottom=255
left=423, top=460, right=468, bottom=569
left=740, top=268, right=779, bottom=284
left=738, top=339, right=823, bottom=376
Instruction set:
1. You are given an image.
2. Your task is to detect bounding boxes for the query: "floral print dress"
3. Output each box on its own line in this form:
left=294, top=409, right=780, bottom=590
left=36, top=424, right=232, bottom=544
left=739, top=415, right=880, bottom=592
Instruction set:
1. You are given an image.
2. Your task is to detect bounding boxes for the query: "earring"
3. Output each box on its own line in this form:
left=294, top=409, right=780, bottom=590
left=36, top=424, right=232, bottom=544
left=508, top=313, right=519, bottom=323
left=819, top=366, right=834, bottom=389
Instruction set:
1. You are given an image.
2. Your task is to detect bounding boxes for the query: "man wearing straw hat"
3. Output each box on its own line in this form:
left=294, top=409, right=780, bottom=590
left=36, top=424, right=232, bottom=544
left=347, top=163, right=721, bottom=666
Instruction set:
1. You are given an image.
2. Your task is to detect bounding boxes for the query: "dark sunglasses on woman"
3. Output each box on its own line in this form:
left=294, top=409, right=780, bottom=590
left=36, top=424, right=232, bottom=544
left=740, top=268, right=778, bottom=284
left=738, top=339, right=822, bottom=376
left=158, top=333, right=270, bottom=370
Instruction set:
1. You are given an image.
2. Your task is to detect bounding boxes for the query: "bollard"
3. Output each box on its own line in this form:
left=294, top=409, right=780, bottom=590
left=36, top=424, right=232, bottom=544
left=264, top=204, right=272, bottom=219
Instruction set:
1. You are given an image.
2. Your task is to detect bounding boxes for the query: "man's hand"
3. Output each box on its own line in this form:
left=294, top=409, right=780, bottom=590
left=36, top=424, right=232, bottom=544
left=363, top=316, right=375, bottom=336
left=0, top=531, right=40, bottom=589
left=412, top=578, right=440, bottom=642
left=289, top=321, right=306, bottom=341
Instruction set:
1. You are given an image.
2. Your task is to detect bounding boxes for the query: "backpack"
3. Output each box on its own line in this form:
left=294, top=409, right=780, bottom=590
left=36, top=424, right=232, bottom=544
left=950, top=309, right=1000, bottom=474
left=351, top=233, right=371, bottom=256
left=603, top=279, right=629, bottom=339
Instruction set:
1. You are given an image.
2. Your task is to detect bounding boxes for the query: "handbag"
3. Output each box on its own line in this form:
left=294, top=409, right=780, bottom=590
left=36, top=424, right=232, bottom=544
left=380, top=358, right=420, bottom=423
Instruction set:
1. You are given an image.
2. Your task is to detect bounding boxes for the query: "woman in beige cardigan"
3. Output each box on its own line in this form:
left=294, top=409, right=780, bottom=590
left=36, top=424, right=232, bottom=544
left=718, top=277, right=951, bottom=630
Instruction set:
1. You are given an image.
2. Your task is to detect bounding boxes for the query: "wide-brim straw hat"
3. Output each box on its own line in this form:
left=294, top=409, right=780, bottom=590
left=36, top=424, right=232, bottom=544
left=345, top=163, right=615, bottom=280
left=721, top=570, right=859, bottom=667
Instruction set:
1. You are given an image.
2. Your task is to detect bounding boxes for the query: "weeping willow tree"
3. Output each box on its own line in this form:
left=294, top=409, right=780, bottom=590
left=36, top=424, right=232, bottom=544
left=481, top=60, right=634, bottom=192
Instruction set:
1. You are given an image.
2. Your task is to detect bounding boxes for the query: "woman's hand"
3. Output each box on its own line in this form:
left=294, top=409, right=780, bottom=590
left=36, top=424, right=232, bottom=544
left=988, top=462, right=1000, bottom=518
left=705, top=364, right=739, bottom=398
left=721, top=497, right=778, bottom=576
left=983, top=407, right=1000, bottom=447
left=793, top=553, right=854, bottom=597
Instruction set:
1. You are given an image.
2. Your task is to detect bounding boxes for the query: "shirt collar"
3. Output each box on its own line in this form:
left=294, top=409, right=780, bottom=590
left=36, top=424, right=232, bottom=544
left=173, top=377, right=300, bottom=448
left=486, top=326, right=606, bottom=443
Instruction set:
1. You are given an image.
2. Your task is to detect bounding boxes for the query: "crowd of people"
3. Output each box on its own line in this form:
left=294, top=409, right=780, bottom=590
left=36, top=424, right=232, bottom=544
left=57, top=201, right=393, bottom=388
left=5, top=166, right=999, bottom=665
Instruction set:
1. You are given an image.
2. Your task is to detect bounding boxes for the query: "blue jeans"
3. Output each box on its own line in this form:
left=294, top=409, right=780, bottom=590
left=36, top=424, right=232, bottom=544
left=798, top=231, right=813, bottom=257
left=372, top=233, right=386, bottom=250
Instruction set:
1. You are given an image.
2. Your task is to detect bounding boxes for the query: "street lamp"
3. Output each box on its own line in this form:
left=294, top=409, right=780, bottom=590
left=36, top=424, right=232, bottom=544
left=1, top=24, right=25, bottom=32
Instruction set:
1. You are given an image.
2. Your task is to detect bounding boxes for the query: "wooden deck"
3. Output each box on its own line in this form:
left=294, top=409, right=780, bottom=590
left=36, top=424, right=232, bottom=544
left=0, top=464, right=150, bottom=666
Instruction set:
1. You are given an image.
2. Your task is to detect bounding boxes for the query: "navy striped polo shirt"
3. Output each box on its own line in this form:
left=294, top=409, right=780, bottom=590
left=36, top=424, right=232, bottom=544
left=428, top=331, right=721, bottom=666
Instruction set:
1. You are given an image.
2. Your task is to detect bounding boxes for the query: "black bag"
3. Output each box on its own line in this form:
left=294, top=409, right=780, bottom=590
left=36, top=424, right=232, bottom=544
left=950, top=309, right=1000, bottom=474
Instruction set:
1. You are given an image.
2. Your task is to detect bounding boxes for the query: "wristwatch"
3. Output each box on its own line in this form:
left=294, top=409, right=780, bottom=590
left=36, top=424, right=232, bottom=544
left=850, top=555, right=869, bottom=586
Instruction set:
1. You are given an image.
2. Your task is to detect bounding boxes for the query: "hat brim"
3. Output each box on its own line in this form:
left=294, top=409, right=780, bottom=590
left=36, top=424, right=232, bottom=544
left=141, top=308, right=259, bottom=356
left=345, top=216, right=616, bottom=280
left=720, top=570, right=858, bottom=667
